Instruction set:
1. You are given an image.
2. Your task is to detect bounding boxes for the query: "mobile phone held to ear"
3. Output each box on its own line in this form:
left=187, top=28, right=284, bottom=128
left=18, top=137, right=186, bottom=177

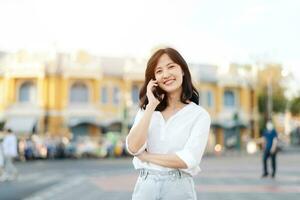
left=152, top=86, right=165, bottom=102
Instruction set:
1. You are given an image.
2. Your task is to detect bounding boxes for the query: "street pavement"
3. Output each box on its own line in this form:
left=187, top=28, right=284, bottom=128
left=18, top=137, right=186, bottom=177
left=0, top=152, right=299, bottom=200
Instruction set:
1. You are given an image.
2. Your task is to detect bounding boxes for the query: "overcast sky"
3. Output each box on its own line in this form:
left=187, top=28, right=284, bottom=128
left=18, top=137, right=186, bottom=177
left=0, top=0, right=299, bottom=93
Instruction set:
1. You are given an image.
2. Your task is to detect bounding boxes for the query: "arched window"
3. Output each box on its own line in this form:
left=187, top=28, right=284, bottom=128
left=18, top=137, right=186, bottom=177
left=206, top=91, right=214, bottom=107
left=70, top=82, right=89, bottom=103
left=113, top=86, right=120, bottom=105
left=19, top=82, right=36, bottom=103
left=131, top=85, right=139, bottom=104
left=199, top=90, right=214, bottom=108
left=224, top=90, right=235, bottom=107
left=100, top=86, right=108, bottom=104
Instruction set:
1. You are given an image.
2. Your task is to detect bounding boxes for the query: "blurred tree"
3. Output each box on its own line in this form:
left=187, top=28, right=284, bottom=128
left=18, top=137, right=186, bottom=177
left=258, top=86, right=287, bottom=113
left=257, top=64, right=288, bottom=113
left=0, top=121, right=4, bottom=131
left=257, top=64, right=288, bottom=132
left=290, top=96, right=300, bottom=116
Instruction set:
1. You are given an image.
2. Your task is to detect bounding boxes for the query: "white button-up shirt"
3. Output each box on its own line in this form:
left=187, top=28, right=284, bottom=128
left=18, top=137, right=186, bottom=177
left=126, top=102, right=211, bottom=176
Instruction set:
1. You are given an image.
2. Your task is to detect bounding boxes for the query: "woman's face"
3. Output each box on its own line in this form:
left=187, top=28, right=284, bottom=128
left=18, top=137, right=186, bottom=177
left=154, top=53, right=184, bottom=93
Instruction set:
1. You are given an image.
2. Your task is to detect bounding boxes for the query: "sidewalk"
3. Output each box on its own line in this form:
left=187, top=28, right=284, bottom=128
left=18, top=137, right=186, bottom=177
left=206, top=144, right=300, bottom=158
left=2, top=153, right=299, bottom=200
left=280, top=145, right=300, bottom=154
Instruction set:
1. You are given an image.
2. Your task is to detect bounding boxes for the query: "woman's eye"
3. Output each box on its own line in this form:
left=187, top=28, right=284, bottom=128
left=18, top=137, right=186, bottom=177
left=168, top=65, right=175, bottom=69
left=156, top=70, right=162, bottom=74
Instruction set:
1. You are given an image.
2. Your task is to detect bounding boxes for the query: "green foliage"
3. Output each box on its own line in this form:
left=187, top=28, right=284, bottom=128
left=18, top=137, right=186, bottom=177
left=290, top=97, right=300, bottom=116
left=0, top=122, right=4, bottom=131
left=258, top=87, right=287, bottom=114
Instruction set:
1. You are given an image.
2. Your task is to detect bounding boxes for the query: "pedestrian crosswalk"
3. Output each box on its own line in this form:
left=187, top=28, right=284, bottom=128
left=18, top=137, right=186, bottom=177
left=0, top=154, right=299, bottom=200
left=24, top=176, right=87, bottom=200
left=14, top=170, right=132, bottom=200
left=3, top=168, right=299, bottom=200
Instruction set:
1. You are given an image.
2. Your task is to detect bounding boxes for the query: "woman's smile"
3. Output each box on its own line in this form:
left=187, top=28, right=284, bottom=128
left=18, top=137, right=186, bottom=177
left=163, top=78, right=176, bottom=86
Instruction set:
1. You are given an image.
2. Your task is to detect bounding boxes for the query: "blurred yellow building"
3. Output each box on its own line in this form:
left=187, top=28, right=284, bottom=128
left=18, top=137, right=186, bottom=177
left=0, top=50, right=259, bottom=150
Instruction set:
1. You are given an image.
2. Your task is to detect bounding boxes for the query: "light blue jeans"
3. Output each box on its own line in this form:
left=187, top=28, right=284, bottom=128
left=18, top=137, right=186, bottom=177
left=132, top=169, right=197, bottom=200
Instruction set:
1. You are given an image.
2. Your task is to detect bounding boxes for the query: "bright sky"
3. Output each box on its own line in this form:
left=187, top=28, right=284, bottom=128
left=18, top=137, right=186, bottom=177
left=0, top=0, right=299, bottom=92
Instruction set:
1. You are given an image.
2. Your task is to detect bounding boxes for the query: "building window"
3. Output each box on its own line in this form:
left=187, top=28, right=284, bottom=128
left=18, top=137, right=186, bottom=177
left=19, top=82, right=36, bottom=103
left=113, top=86, right=120, bottom=105
left=131, top=85, right=139, bottom=104
left=199, top=91, right=204, bottom=105
left=100, top=86, right=108, bottom=104
left=224, top=90, right=235, bottom=108
left=70, top=82, right=89, bottom=103
left=206, top=91, right=213, bottom=107
left=0, top=84, right=3, bottom=103
left=199, top=90, right=214, bottom=108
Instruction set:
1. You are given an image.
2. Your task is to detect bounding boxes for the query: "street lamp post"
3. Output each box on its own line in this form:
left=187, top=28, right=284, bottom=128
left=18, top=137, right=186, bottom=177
left=267, top=76, right=273, bottom=120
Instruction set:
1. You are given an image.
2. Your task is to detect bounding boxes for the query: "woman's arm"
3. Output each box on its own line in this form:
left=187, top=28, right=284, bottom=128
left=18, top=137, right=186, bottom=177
left=127, top=79, right=162, bottom=155
left=126, top=104, right=156, bottom=154
left=270, top=138, right=278, bottom=154
left=138, top=112, right=211, bottom=169
left=137, top=151, right=187, bottom=169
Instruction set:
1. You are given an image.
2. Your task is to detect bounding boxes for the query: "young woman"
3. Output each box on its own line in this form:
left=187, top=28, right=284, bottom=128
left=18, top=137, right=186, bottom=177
left=126, top=47, right=211, bottom=200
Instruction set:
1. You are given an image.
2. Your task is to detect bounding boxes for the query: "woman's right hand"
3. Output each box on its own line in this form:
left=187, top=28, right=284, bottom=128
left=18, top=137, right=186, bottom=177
left=146, top=79, right=163, bottom=108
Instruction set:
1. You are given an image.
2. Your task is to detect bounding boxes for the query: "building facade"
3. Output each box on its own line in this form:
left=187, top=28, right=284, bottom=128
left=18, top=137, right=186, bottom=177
left=0, top=50, right=259, bottom=151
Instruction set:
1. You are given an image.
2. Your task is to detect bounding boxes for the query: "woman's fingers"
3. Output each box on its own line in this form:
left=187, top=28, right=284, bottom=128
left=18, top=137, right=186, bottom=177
left=146, top=79, right=162, bottom=106
left=147, top=79, right=158, bottom=90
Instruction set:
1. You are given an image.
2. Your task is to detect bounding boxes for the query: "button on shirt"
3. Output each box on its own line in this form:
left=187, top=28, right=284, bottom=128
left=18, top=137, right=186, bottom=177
left=126, top=102, right=211, bottom=176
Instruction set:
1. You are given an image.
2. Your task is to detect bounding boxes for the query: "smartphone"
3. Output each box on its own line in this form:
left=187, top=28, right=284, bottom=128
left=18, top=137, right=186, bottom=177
left=152, top=85, right=165, bottom=102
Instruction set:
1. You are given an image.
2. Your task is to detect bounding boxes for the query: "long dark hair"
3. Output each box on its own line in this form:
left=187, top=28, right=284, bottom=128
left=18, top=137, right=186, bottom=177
left=139, top=47, right=199, bottom=111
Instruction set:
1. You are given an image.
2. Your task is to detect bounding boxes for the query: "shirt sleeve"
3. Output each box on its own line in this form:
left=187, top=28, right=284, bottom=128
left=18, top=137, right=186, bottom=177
left=175, top=112, right=211, bottom=169
left=125, top=108, right=147, bottom=156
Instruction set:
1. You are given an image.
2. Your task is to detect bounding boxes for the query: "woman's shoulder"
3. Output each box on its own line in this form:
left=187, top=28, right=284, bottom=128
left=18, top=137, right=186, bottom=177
left=189, top=102, right=211, bottom=120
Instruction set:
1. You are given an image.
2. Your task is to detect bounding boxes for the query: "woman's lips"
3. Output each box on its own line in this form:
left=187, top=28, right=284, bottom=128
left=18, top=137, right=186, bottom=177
left=163, top=79, right=175, bottom=85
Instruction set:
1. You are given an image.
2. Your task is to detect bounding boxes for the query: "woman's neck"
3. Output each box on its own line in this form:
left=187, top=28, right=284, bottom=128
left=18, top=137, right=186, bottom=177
left=167, top=91, right=182, bottom=109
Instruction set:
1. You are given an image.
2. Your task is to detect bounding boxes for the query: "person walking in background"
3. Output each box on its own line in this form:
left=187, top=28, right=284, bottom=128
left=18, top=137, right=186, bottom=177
left=0, top=138, right=4, bottom=179
left=126, top=47, right=211, bottom=200
left=0, top=129, right=18, bottom=181
left=261, top=121, right=278, bottom=178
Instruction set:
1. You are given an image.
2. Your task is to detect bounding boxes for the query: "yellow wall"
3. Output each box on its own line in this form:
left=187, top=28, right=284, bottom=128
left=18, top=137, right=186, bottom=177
left=216, top=86, right=223, bottom=113
left=5, top=78, right=16, bottom=107
left=240, top=87, right=250, bottom=113
left=216, top=128, right=224, bottom=146
left=197, top=83, right=218, bottom=117
left=98, top=77, right=124, bottom=114
left=0, top=70, right=259, bottom=141
left=0, top=78, right=4, bottom=111
left=48, top=116, right=66, bottom=137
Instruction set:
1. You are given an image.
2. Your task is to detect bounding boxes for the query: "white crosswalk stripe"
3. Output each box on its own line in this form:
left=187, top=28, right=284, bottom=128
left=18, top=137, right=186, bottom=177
left=23, top=176, right=86, bottom=200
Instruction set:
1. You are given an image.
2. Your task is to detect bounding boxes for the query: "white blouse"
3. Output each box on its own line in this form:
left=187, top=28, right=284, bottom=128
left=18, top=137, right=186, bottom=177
left=126, top=102, right=211, bottom=176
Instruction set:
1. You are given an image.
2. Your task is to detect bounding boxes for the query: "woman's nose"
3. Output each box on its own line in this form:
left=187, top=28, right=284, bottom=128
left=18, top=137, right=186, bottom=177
left=162, top=70, right=171, bottom=78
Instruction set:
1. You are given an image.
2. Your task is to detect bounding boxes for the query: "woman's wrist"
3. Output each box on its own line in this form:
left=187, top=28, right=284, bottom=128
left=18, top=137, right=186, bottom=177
left=146, top=103, right=157, bottom=112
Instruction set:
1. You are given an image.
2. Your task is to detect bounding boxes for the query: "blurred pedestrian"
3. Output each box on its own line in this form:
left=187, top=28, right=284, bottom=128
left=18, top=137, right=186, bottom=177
left=18, top=137, right=26, bottom=161
left=0, top=129, right=18, bottom=181
left=126, top=48, right=211, bottom=200
left=261, top=121, right=278, bottom=178
left=0, top=139, right=4, bottom=178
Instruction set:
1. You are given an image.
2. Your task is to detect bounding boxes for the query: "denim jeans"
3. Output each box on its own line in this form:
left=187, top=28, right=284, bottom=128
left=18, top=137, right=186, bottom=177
left=1, top=156, right=18, bottom=181
left=132, top=169, right=197, bottom=200
left=263, top=150, right=276, bottom=176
